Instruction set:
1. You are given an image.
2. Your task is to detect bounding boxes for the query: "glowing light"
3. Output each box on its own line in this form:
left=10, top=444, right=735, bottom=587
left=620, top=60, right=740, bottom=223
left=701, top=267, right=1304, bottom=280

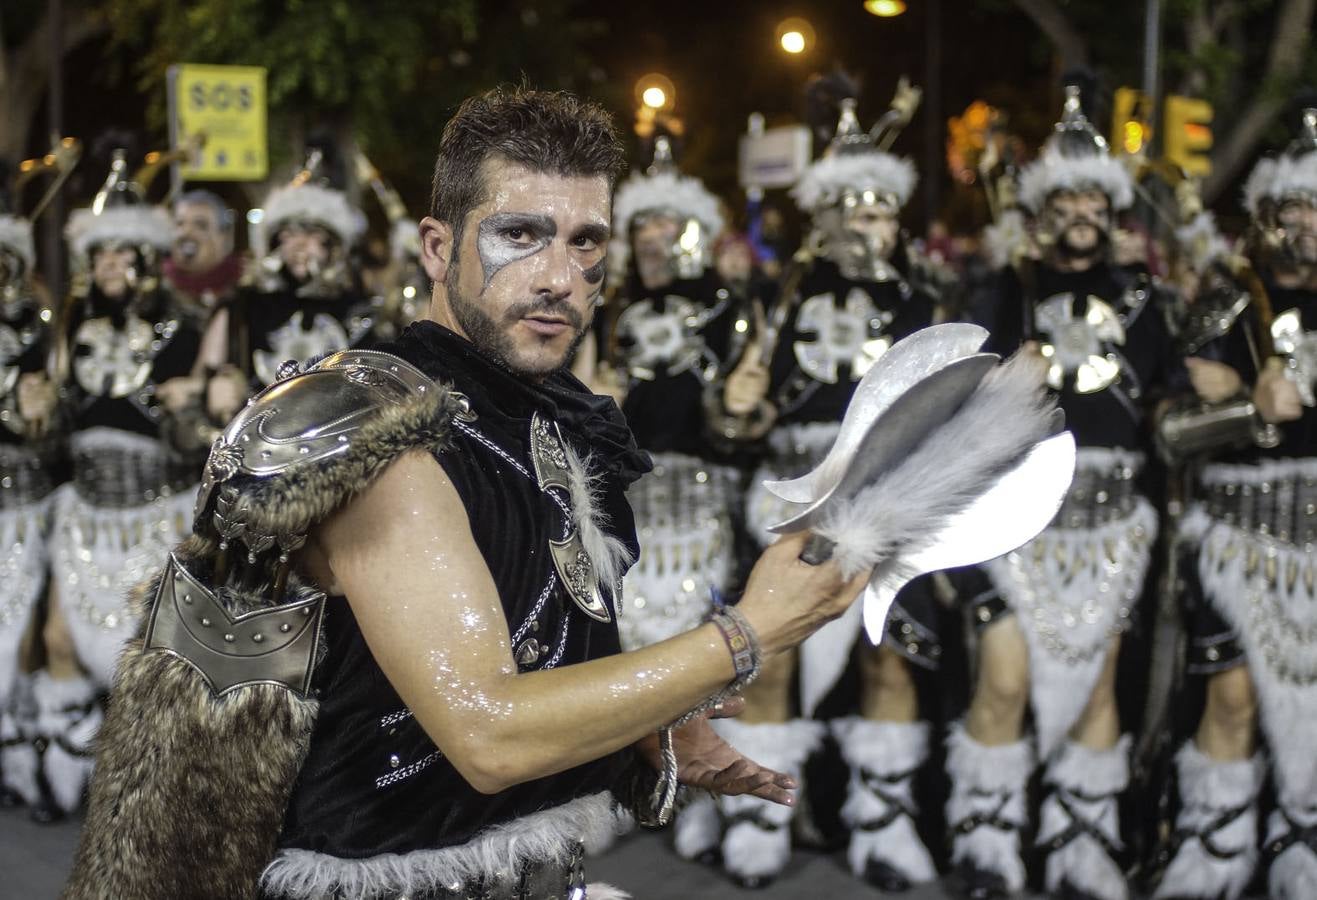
left=1122, top=121, right=1145, bottom=154
left=865, top=0, right=907, bottom=16
left=781, top=31, right=806, bottom=54
left=678, top=221, right=701, bottom=252
left=776, top=18, right=814, bottom=55
left=642, top=86, right=667, bottom=109
left=246, top=208, right=264, bottom=225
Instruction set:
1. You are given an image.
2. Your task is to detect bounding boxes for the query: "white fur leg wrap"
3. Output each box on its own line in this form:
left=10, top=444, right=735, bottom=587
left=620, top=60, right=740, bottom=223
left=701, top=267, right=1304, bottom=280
left=945, top=722, right=1033, bottom=892
left=0, top=705, right=38, bottom=805
left=1153, top=742, right=1263, bottom=900
left=32, top=671, right=100, bottom=814
left=260, top=792, right=623, bottom=900
left=1266, top=805, right=1317, bottom=900
left=1189, top=495, right=1317, bottom=808
left=713, top=719, right=824, bottom=880
left=1038, top=737, right=1131, bottom=900
left=673, top=792, right=721, bottom=860
left=617, top=453, right=737, bottom=650
left=986, top=484, right=1155, bottom=758
left=833, top=717, right=936, bottom=883
left=49, top=482, right=196, bottom=687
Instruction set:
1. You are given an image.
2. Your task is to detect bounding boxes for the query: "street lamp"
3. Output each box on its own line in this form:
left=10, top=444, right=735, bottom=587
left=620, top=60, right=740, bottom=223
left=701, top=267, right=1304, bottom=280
left=777, top=18, right=814, bottom=55
left=635, top=73, right=675, bottom=111
left=864, top=0, right=907, bottom=16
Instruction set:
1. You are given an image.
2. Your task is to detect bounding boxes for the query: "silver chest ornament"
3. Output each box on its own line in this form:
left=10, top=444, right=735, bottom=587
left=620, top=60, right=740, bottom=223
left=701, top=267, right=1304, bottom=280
left=253, top=309, right=350, bottom=386
left=529, top=412, right=613, bottom=623
left=1271, top=308, right=1317, bottom=407
left=793, top=287, right=894, bottom=384
left=1034, top=293, right=1126, bottom=393
left=615, top=296, right=705, bottom=381
left=73, top=315, right=172, bottom=398
left=0, top=319, right=39, bottom=436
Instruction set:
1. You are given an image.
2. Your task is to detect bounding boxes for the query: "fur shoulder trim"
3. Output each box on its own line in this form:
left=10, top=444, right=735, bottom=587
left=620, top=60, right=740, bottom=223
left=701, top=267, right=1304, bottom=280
left=792, top=152, right=917, bottom=213
left=263, top=183, right=365, bottom=245
left=0, top=214, right=35, bottom=269
left=1017, top=151, right=1134, bottom=213
left=66, top=205, right=173, bottom=260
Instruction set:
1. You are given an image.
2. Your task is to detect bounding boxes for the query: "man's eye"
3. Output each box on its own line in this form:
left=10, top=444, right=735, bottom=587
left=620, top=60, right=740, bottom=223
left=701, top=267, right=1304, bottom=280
left=572, top=236, right=599, bottom=251
left=503, top=227, right=529, bottom=242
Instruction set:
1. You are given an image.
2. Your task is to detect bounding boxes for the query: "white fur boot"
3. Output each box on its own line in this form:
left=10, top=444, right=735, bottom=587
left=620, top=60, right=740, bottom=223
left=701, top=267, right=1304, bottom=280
left=1153, top=742, right=1262, bottom=900
left=673, top=791, right=721, bottom=863
left=945, top=722, right=1033, bottom=897
left=833, top=717, right=937, bottom=889
left=1038, top=736, right=1132, bottom=900
left=1266, top=806, right=1317, bottom=900
left=0, top=671, right=37, bottom=806
left=713, top=718, right=825, bottom=888
left=30, top=670, right=100, bottom=821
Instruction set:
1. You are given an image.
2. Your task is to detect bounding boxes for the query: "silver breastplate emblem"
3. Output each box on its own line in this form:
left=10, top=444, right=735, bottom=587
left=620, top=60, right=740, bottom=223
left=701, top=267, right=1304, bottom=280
left=793, top=287, right=893, bottom=384
left=1035, top=293, right=1126, bottom=394
left=0, top=322, right=28, bottom=397
left=615, top=296, right=705, bottom=381
left=254, top=310, right=350, bottom=385
left=73, top=315, right=160, bottom=398
left=1271, top=308, right=1317, bottom=407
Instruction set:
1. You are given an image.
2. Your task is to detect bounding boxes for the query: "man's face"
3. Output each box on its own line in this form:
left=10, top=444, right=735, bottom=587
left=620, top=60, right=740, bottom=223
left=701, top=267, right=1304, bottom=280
left=843, top=202, right=900, bottom=261
left=716, top=241, right=754, bottom=284
left=173, top=201, right=228, bottom=273
left=278, top=223, right=333, bottom=281
left=632, top=214, right=680, bottom=289
left=1277, top=196, right=1317, bottom=266
left=446, top=158, right=610, bottom=379
left=1043, top=189, right=1111, bottom=259
left=92, top=244, right=138, bottom=299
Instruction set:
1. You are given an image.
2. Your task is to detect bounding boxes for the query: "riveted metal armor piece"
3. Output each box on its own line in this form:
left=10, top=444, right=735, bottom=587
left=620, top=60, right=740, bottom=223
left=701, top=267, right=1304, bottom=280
left=143, top=552, right=325, bottom=697
left=1271, top=308, right=1317, bottom=407
left=252, top=309, right=352, bottom=386
left=1035, top=293, right=1127, bottom=393
left=793, top=287, right=894, bottom=384
left=194, top=349, right=435, bottom=526
left=615, top=295, right=705, bottom=381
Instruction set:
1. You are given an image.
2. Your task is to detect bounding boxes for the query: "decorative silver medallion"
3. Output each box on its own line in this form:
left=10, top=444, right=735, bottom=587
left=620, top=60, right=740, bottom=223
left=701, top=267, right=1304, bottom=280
left=793, top=288, right=893, bottom=384
left=73, top=315, right=158, bottom=398
left=1035, top=293, right=1126, bottom=393
left=1271, top=308, right=1317, bottom=407
left=253, top=310, right=351, bottom=385
left=615, top=296, right=706, bottom=380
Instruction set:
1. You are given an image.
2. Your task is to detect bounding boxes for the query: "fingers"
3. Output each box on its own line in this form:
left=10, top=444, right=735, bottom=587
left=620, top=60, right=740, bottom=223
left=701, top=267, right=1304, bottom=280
left=706, top=695, right=745, bottom=719
left=700, top=758, right=797, bottom=805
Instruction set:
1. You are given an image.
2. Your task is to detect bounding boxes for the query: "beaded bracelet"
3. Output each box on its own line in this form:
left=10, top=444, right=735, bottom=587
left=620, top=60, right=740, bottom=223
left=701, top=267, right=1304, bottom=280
left=710, top=606, right=761, bottom=688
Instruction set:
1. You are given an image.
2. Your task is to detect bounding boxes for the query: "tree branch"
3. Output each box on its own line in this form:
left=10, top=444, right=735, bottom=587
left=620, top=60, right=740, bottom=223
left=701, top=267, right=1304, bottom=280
left=1203, top=0, right=1316, bottom=202
left=1013, top=0, right=1090, bottom=69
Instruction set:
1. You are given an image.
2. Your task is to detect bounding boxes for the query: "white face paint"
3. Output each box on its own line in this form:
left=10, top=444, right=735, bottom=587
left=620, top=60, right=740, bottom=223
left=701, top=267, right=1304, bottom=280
left=447, top=158, right=611, bottom=379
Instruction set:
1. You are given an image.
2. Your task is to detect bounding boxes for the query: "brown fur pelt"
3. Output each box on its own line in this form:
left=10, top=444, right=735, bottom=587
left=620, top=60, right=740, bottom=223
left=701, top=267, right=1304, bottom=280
left=62, top=382, right=459, bottom=900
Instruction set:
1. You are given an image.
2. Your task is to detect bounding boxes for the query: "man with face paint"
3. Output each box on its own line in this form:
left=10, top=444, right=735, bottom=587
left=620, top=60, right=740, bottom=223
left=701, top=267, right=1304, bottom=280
left=195, top=160, right=375, bottom=424
left=949, top=87, right=1180, bottom=900
left=1149, top=110, right=1317, bottom=900
left=15, top=149, right=205, bottom=824
left=163, top=189, right=243, bottom=325
left=0, top=180, right=63, bottom=813
left=64, top=88, right=875, bottom=900
left=715, top=91, right=949, bottom=891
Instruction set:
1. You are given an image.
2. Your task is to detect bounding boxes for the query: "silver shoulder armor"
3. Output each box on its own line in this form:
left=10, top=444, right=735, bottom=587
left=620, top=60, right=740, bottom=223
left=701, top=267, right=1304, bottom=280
left=193, top=349, right=438, bottom=528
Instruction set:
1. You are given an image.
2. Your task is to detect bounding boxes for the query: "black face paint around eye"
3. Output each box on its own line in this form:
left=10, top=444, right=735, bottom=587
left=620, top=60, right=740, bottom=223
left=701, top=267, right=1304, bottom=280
left=476, top=213, right=557, bottom=289
left=580, top=259, right=606, bottom=285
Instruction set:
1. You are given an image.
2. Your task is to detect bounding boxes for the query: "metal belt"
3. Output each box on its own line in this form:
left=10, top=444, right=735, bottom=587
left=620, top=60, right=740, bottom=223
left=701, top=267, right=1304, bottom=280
left=1053, top=460, right=1140, bottom=529
left=72, top=443, right=193, bottom=508
left=0, top=444, right=53, bottom=509
left=1203, top=474, right=1317, bottom=546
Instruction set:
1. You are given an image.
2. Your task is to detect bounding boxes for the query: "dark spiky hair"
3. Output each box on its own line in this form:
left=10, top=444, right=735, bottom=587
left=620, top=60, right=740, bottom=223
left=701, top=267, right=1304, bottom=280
left=429, top=86, right=624, bottom=243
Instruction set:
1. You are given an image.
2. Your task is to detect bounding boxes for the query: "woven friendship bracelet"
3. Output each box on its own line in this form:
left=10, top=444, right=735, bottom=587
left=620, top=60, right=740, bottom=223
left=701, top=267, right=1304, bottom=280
left=710, top=606, right=761, bottom=687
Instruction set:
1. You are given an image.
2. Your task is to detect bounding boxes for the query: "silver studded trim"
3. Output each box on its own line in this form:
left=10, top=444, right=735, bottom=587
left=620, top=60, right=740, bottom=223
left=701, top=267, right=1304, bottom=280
left=375, top=750, right=442, bottom=789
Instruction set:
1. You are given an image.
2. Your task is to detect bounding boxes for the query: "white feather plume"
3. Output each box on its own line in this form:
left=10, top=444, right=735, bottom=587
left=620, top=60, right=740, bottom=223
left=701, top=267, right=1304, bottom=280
left=1174, top=211, right=1231, bottom=273
left=982, top=209, right=1030, bottom=270
left=1249, top=150, right=1317, bottom=213
left=263, top=183, right=365, bottom=245
left=611, top=171, right=724, bottom=241
left=792, top=152, right=918, bottom=213
left=65, top=205, right=173, bottom=260
left=1017, top=150, right=1134, bottom=213
left=562, top=441, right=636, bottom=603
left=817, top=351, right=1059, bottom=579
left=0, top=215, right=35, bottom=270
left=1242, top=157, right=1279, bottom=215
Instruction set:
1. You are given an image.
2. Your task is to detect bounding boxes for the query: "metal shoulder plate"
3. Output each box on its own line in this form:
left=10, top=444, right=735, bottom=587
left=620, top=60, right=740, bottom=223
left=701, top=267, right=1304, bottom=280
left=194, top=349, right=437, bottom=526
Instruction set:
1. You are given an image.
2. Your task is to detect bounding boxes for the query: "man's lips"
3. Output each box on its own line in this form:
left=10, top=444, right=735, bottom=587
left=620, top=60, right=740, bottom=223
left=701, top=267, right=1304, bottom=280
left=522, top=315, right=572, bottom=337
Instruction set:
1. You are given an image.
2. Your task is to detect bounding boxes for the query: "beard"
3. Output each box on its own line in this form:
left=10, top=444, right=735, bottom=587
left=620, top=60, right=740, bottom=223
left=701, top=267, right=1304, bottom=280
left=1052, top=216, right=1108, bottom=262
left=445, top=260, right=588, bottom=379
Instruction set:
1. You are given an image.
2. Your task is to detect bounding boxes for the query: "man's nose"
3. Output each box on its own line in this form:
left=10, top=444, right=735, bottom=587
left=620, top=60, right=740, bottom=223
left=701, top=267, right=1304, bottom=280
left=532, top=239, right=575, bottom=295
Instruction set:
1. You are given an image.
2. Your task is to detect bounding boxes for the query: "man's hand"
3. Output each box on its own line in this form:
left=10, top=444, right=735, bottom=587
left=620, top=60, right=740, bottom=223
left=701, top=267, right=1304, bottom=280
left=736, top=531, right=871, bottom=656
left=635, top=698, right=796, bottom=806
left=1185, top=357, right=1243, bottom=404
left=1255, top=357, right=1304, bottom=424
left=155, top=375, right=205, bottom=414
left=16, top=373, right=56, bottom=439
left=724, top=343, right=771, bottom=416
left=207, top=367, right=250, bottom=422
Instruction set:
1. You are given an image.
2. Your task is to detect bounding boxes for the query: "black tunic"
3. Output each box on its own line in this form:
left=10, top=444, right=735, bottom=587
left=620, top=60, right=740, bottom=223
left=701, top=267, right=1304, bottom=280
left=276, top=321, right=648, bottom=860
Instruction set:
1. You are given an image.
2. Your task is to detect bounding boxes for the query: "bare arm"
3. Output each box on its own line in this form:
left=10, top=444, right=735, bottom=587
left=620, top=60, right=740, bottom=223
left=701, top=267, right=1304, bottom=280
left=310, top=449, right=863, bottom=795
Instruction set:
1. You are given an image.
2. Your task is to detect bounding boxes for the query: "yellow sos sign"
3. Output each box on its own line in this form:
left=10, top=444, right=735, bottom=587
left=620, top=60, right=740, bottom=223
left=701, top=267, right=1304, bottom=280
left=167, top=64, right=268, bottom=181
